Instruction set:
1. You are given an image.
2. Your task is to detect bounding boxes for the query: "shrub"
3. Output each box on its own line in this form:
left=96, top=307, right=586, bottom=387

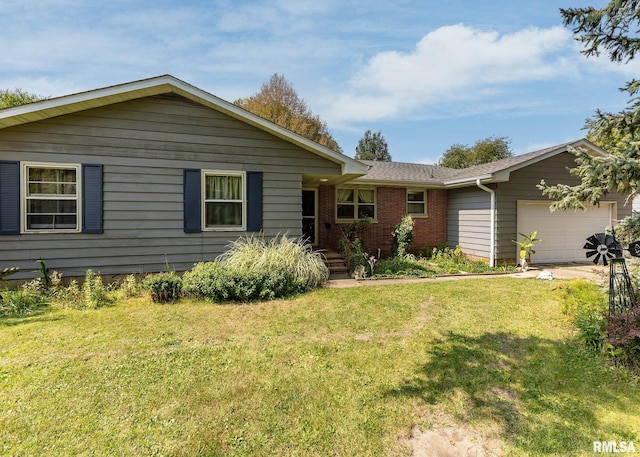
left=605, top=306, right=640, bottom=373
left=561, top=280, right=608, bottom=353
left=0, top=280, right=48, bottom=317
left=391, top=215, right=414, bottom=258
left=143, top=273, right=182, bottom=304
left=182, top=261, right=298, bottom=302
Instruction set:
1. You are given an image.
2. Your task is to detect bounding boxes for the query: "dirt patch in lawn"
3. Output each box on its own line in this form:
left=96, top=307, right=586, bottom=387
left=401, top=412, right=505, bottom=457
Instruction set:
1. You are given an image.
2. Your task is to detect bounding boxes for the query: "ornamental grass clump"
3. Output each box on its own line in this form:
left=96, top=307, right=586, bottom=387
left=219, top=234, right=329, bottom=291
left=182, top=235, right=328, bottom=303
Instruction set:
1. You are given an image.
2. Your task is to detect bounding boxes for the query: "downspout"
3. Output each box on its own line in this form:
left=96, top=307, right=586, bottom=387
left=476, top=179, right=495, bottom=267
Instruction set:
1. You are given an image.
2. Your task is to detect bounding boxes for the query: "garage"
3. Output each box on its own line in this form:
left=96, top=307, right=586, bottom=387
left=516, top=200, right=617, bottom=263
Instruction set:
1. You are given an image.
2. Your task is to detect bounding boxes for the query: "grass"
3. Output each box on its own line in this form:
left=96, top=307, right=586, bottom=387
left=1, top=278, right=639, bottom=456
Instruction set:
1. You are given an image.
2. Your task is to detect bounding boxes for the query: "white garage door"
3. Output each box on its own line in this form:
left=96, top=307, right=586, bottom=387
left=516, top=201, right=616, bottom=263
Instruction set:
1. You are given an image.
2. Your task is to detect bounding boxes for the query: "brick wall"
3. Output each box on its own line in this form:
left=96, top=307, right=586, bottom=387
left=317, top=185, right=447, bottom=257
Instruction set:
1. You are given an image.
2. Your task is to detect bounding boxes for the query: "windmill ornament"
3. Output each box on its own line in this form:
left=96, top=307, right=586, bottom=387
left=584, top=231, right=637, bottom=314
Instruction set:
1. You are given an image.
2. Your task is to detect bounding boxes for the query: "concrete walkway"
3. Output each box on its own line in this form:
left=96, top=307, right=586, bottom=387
left=325, top=263, right=607, bottom=288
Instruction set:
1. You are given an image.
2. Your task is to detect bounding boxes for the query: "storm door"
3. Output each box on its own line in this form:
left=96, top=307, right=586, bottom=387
left=302, top=189, right=317, bottom=245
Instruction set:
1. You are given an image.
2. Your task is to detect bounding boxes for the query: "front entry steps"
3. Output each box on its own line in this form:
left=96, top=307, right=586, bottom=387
left=323, top=250, right=350, bottom=279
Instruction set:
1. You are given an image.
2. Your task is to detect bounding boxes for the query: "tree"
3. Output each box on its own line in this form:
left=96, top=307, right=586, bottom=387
left=0, top=88, right=45, bottom=109
left=438, top=136, right=513, bottom=169
left=354, top=130, right=391, bottom=161
left=234, top=74, right=342, bottom=153
left=539, top=1, right=640, bottom=240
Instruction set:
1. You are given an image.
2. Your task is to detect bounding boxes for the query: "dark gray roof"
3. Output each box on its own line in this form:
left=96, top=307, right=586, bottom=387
left=355, top=160, right=458, bottom=185
left=444, top=141, right=576, bottom=180
left=352, top=140, right=599, bottom=187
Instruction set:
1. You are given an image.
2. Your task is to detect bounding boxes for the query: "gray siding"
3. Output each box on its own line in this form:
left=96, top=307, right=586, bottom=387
left=0, top=94, right=342, bottom=279
left=447, top=151, right=632, bottom=263
left=496, top=152, right=631, bottom=261
left=447, top=186, right=492, bottom=258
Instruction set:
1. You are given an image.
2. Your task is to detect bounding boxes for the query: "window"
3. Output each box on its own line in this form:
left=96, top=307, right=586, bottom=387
left=337, top=188, right=375, bottom=220
left=203, top=171, right=245, bottom=230
left=407, top=189, right=427, bottom=216
left=22, top=163, right=80, bottom=232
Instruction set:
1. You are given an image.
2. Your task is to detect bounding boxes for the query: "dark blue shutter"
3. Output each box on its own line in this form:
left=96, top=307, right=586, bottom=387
left=184, top=169, right=201, bottom=233
left=246, top=171, right=262, bottom=232
left=0, top=161, right=20, bottom=235
left=82, top=164, right=103, bottom=234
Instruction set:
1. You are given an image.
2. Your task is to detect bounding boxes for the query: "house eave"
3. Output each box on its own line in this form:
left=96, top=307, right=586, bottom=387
left=443, top=174, right=497, bottom=188
left=0, top=75, right=368, bottom=177
left=349, top=177, right=447, bottom=188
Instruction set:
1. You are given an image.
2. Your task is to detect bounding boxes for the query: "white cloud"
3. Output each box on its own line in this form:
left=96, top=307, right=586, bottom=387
left=325, top=24, right=575, bottom=123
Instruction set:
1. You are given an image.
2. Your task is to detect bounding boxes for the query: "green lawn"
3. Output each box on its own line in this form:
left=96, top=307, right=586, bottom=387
left=1, top=278, right=638, bottom=456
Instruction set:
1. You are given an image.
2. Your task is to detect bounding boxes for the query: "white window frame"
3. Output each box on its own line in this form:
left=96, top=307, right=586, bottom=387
left=407, top=189, right=428, bottom=217
left=21, top=162, right=82, bottom=233
left=336, top=187, right=377, bottom=221
left=202, top=170, right=246, bottom=231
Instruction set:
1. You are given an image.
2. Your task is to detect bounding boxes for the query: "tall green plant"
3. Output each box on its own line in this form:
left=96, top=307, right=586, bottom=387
left=83, top=270, right=106, bottom=309
left=391, top=215, right=414, bottom=258
left=513, top=231, right=542, bottom=269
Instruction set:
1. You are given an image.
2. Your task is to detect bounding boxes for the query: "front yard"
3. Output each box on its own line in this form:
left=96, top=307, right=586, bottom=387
left=1, top=277, right=639, bottom=456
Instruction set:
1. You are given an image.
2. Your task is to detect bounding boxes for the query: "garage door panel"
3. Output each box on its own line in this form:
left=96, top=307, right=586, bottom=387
left=517, top=201, right=613, bottom=263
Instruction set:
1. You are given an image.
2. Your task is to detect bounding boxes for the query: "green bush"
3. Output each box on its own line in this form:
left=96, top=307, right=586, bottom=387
left=562, top=280, right=608, bottom=353
left=391, top=215, right=414, bottom=258
left=182, top=261, right=299, bottom=302
left=143, top=273, right=182, bottom=304
left=181, top=234, right=328, bottom=303
left=0, top=280, right=48, bottom=317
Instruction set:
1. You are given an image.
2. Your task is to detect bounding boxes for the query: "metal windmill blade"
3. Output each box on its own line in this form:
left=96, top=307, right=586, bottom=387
left=583, top=233, right=622, bottom=265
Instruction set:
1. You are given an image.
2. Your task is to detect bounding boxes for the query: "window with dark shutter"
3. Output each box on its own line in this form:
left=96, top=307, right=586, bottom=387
left=246, top=171, right=262, bottom=232
left=183, top=169, right=202, bottom=233
left=82, top=164, right=103, bottom=233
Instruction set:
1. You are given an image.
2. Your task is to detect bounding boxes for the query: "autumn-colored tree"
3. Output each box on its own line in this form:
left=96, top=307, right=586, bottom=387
left=235, top=74, right=342, bottom=153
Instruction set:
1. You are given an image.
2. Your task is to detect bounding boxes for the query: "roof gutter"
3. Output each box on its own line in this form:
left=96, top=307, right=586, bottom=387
left=476, top=179, right=495, bottom=267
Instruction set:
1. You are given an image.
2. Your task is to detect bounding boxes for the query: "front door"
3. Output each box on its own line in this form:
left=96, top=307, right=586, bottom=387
left=302, top=189, right=317, bottom=245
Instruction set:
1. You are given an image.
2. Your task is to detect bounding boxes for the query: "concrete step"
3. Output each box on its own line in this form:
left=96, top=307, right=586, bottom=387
left=322, top=249, right=349, bottom=277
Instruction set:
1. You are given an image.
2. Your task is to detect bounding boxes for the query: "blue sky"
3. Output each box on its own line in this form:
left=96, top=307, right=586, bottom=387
left=1, top=0, right=635, bottom=164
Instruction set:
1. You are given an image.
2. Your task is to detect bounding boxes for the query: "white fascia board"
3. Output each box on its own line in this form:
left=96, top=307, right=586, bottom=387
left=349, top=178, right=446, bottom=188
left=443, top=174, right=495, bottom=188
